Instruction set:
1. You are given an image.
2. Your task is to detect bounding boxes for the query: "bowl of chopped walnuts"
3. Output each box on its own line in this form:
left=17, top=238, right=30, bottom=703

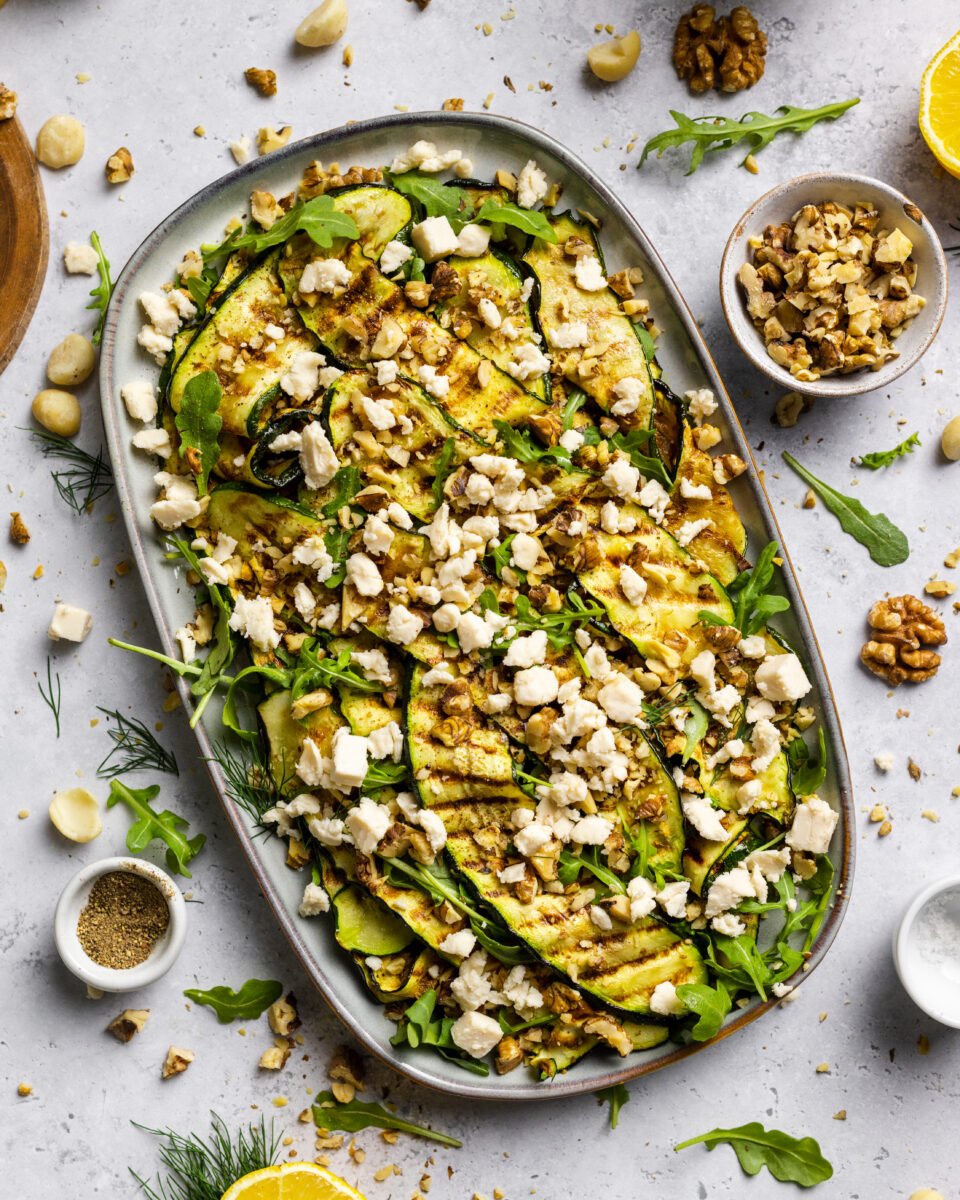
left=719, top=172, right=948, bottom=397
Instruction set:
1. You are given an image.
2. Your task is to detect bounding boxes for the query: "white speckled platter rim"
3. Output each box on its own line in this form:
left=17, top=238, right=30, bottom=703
left=99, top=111, right=854, bottom=1101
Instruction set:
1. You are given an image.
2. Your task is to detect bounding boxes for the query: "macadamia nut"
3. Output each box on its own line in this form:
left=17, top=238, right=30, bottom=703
left=47, top=333, right=96, bottom=387
left=587, top=30, right=642, bottom=83
left=32, top=389, right=81, bottom=437
left=36, top=114, right=85, bottom=168
left=295, top=0, right=348, bottom=47
left=941, top=414, right=960, bottom=462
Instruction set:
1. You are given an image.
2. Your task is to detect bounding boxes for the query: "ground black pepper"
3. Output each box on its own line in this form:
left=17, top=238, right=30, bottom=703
left=76, top=870, right=169, bottom=968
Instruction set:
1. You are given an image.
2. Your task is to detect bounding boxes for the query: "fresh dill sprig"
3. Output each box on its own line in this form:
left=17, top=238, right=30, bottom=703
left=132, top=1114, right=278, bottom=1200
left=31, top=429, right=113, bottom=515
left=87, top=231, right=114, bottom=346
left=208, top=738, right=287, bottom=821
left=38, top=656, right=62, bottom=738
left=96, top=707, right=179, bottom=778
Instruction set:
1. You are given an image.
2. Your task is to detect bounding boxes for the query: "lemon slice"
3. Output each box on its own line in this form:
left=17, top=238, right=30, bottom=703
left=919, top=30, right=960, bottom=178
left=220, top=1162, right=366, bottom=1200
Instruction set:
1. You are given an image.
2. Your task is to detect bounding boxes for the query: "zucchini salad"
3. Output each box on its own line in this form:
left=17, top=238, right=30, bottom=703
left=118, top=142, right=839, bottom=1080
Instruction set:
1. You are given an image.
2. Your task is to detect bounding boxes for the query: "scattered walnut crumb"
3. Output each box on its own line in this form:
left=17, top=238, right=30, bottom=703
left=869, top=804, right=887, bottom=823
left=258, top=126, right=292, bottom=155
left=245, top=67, right=278, bottom=97
left=773, top=391, right=810, bottom=428
left=342, top=44, right=354, bottom=67
left=105, top=146, right=134, bottom=184
left=272, top=1096, right=288, bottom=1108
left=833, top=1109, right=847, bottom=1121
left=316, top=1132, right=344, bottom=1150
left=925, top=578, right=957, bottom=599
left=815, top=1061, right=831, bottom=1073
left=802, top=488, right=816, bottom=509
left=9, top=512, right=30, bottom=544
left=107, top=1008, right=150, bottom=1042
left=161, top=1046, right=195, bottom=1079
left=945, top=547, right=960, bottom=569
left=0, top=82, right=17, bottom=121
left=328, top=1044, right=364, bottom=1090
left=419, top=1174, right=432, bottom=1193
left=373, top=1165, right=399, bottom=1183
left=17, top=1082, right=32, bottom=1097
left=193, top=125, right=206, bottom=137
left=380, top=1129, right=399, bottom=1145
left=908, top=758, right=922, bottom=781
left=483, top=92, right=494, bottom=109
left=442, top=97, right=464, bottom=112
left=896, top=708, right=911, bottom=718
left=819, top=1011, right=828, bottom=1022
left=348, top=1140, right=365, bottom=1164
left=878, top=819, right=893, bottom=837
left=33, top=564, right=44, bottom=579
left=269, top=993, right=301, bottom=1037
left=259, top=1040, right=292, bottom=1070
left=921, top=809, right=940, bottom=823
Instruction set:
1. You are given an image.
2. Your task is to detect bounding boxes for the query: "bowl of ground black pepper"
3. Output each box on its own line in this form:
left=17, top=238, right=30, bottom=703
left=54, top=857, right=186, bottom=992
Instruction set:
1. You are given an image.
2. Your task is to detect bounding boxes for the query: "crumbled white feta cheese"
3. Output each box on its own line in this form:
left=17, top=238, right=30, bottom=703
left=345, top=553, right=384, bottom=597
left=48, top=602, right=93, bottom=643
left=457, top=611, right=494, bottom=654
left=510, top=532, right=541, bottom=571
left=465, top=473, right=495, bottom=505
left=451, top=949, right=498, bottom=1011
left=689, top=649, right=717, bottom=693
left=506, top=342, right=551, bottom=382
left=498, top=862, right=528, bottom=885
left=685, top=388, right=717, bottom=425
left=504, top=629, right=547, bottom=669
left=411, top=215, right=460, bottom=262
left=619, top=563, right=647, bottom=607
left=345, top=795, right=391, bottom=855
left=477, top=297, right=502, bottom=329
left=755, top=653, right=812, bottom=702
left=874, top=752, right=894, bottom=772
left=514, top=821, right=553, bottom=856
left=298, top=422, right=339, bottom=490
left=745, top=695, right=775, bottom=724
left=280, top=351, right=328, bottom=403
left=589, top=904, right=612, bottom=932
left=120, top=380, right=158, bottom=423
left=439, top=929, right=477, bottom=958
left=675, top=518, right=712, bottom=547
left=573, top=255, right=607, bottom=292
left=516, top=159, right=549, bottom=209
left=681, top=792, right=727, bottom=842
left=380, top=239, right=412, bottom=275
left=597, top=675, right=645, bottom=725
left=292, top=534, right=335, bottom=582
left=559, top=429, right=584, bottom=454
left=513, top=666, right=559, bottom=707
left=627, top=875, right=656, bottom=921
left=417, top=808, right=447, bottom=853
left=656, top=880, right=689, bottom=918
left=549, top=320, right=589, bottom=349
left=63, top=241, right=99, bottom=274
left=738, top=635, right=767, bottom=659
left=570, top=815, right=613, bottom=845
left=679, top=477, right=712, bottom=501
left=610, top=375, right=644, bottom=417
left=132, top=428, right=172, bottom=457
left=367, top=721, right=403, bottom=763
left=373, top=359, right=399, bottom=387
left=351, top=648, right=392, bottom=684
left=750, top=717, right=781, bottom=773
left=650, top=981, right=686, bottom=1017
left=139, top=291, right=183, bottom=337
left=637, top=478, right=670, bottom=523
left=298, top=882, right=330, bottom=917
left=456, top=223, right=490, bottom=257
left=228, top=594, right=280, bottom=651
left=418, top=363, right=450, bottom=399
left=450, top=1011, right=502, bottom=1058
left=386, top=604, right=423, bottom=646
left=299, top=258, right=352, bottom=295
left=293, top=581, right=317, bottom=623
left=785, top=797, right=838, bottom=855
left=705, top=866, right=756, bottom=918
left=390, top=140, right=463, bottom=174
left=711, top=913, right=746, bottom=937
left=432, top=603, right=462, bottom=634
left=602, top=458, right=640, bottom=500
left=176, top=625, right=197, bottom=662
left=362, top=514, right=394, bottom=556
left=137, top=324, right=173, bottom=364
left=229, top=136, right=251, bottom=164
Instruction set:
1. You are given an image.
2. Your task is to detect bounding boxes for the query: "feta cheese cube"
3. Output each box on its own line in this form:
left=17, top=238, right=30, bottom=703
left=280, top=351, right=328, bottom=402
left=299, top=258, right=352, bottom=295
left=411, top=216, right=460, bottom=262
left=573, top=255, right=607, bottom=292
left=649, top=980, right=686, bottom=1016
left=506, top=342, right=551, bottom=382
left=345, top=795, right=391, bottom=855
left=514, top=820, right=553, bottom=856
left=298, top=882, right=330, bottom=917
left=456, top=223, right=490, bottom=257
left=132, top=428, right=172, bottom=458
left=619, top=563, right=647, bottom=606
left=386, top=604, right=423, bottom=646
left=549, top=320, right=589, bottom=349
left=755, top=653, right=812, bottom=702
left=331, top=727, right=370, bottom=792
left=681, top=792, right=728, bottom=842
left=597, top=674, right=644, bottom=724
left=48, top=602, right=93, bottom=643
left=503, top=629, right=547, bottom=669
left=738, top=635, right=767, bottom=659
left=450, top=1011, right=502, bottom=1058
left=513, top=666, right=559, bottom=707
left=439, top=929, right=477, bottom=958
left=63, top=241, right=99, bottom=275
left=380, top=240, right=412, bottom=275
left=417, top=808, right=447, bottom=853
left=510, top=532, right=541, bottom=571
left=368, top=720, right=403, bottom=762
left=656, top=880, right=689, bottom=918
left=228, top=595, right=280, bottom=651
left=516, top=159, right=549, bottom=209
left=477, top=297, right=501, bottom=329
left=457, top=611, right=494, bottom=653
left=345, top=553, right=384, bottom=597
left=601, top=458, right=640, bottom=500
left=570, top=815, right=612, bottom=845
left=785, top=797, right=838, bottom=855
left=120, top=380, right=158, bottom=423
left=684, top=388, right=717, bottom=424
left=679, top=477, right=712, bottom=501
left=610, top=375, right=644, bottom=417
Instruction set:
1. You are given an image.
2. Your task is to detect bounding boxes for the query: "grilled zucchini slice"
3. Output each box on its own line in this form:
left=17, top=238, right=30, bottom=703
left=257, top=689, right=342, bottom=795
left=577, top=501, right=734, bottom=668
left=523, top=212, right=654, bottom=428
left=407, top=667, right=707, bottom=1015
left=331, top=884, right=415, bottom=955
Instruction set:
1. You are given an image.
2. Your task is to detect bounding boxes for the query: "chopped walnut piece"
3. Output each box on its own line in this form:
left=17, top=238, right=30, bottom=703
left=860, top=594, right=947, bottom=685
left=907, top=758, right=922, bottom=781
left=404, top=280, right=433, bottom=308
left=442, top=97, right=465, bottom=112
left=9, top=512, right=30, bottom=544
left=328, top=1043, right=365, bottom=1091
left=251, top=189, right=284, bottom=229
left=106, top=1009, right=150, bottom=1043
left=105, top=146, right=134, bottom=184
left=257, top=125, right=292, bottom=155
left=259, top=1040, right=292, bottom=1070
left=712, top=453, right=746, bottom=484
left=673, top=5, right=767, bottom=95
left=161, top=1046, right=195, bottom=1079
left=924, top=578, right=956, bottom=599
left=245, top=67, right=278, bottom=97
left=268, top=993, right=301, bottom=1037
left=0, top=83, right=17, bottom=122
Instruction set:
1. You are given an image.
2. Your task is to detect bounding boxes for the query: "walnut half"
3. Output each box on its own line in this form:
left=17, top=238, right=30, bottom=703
left=860, top=594, right=947, bottom=685
left=673, top=4, right=767, bottom=95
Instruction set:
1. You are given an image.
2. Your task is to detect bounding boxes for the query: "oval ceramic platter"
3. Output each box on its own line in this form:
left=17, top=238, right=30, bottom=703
left=99, top=112, right=853, bottom=1101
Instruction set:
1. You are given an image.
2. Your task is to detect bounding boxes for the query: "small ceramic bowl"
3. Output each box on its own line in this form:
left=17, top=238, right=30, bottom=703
left=719, top=172, right=948, bottom=398
left=893, top=874, right=960, bottom=1029
left=54, top=856, right=186, bottom=993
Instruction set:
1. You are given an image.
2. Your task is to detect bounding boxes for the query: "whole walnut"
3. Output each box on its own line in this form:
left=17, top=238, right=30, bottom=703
left=673, top=4, right=767, bottom=95
left=860, top=594, right=947, bottom=686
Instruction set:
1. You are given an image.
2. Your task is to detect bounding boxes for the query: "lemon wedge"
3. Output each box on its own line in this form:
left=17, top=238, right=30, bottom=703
left=919, top=30, right=960, bottom=178
left=220, top=1162, right=366, bottom=1200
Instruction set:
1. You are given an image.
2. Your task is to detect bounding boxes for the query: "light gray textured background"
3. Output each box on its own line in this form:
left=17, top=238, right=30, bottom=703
left=2, top=2, right=959, bottom=1196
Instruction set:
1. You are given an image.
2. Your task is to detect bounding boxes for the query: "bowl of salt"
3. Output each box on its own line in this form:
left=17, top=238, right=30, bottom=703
left=894, top=875, right=960, bottom=1029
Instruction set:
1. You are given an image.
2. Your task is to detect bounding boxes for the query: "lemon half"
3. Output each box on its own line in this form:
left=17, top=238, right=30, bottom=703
left=220, top=1162, right=366, bottom=1200
left=919, top=30, right=960, bottom=178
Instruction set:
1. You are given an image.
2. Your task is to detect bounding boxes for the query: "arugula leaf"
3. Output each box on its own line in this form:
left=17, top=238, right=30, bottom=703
left=782, top=451, right=909, bottom=566
left=788, top=727, right=827, bottom=796
left=106, top=780, right=206, bottom=877
left=312, top=1089, right=462, bottom=1146
left=183, top=264, right=220, bottom=311
left=709, top=933, right=771, bottom=999
left=477, top=199, right=557, bottom=242
left=431, top=437, right=457, bottom=506
left=175, top=371, right=222, bottom=496
left=634, top=324, right=657, bottom=362
left=640, top=99, right=860, bottom=175
left=389, top=172, right=475, bottom=230
left=184, top=979, right=283, bottom=1023
left=388, top=989, right=491, bottom=1074
left=495, top=591, right=604, bottom=653
left=321, top=466, right=362, bottom=517
left=87, top=231, right=114, bottom=346
left=675, top=1122, right=833, bottom=1187
left=205, top=196, right=359, bottom=259
left=726, top=540, right=790, bottom=636
left=682, top=699, right=709, bottom=764
left=595, top=1083, right=630, bottom=1130
left=561, top=388, right=588, bottom=431
left=489, top=532, right=520, bottom=581
left=493, top=420, right=577, bottom=473
left=858, top=431, right=920, bottom=470
left=676, top=980, right=731, bottom=1041
left=607, top=428, right=671, bottom=489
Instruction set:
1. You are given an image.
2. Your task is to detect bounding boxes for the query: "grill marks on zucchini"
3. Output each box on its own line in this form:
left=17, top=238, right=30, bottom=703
left=665, top=425, right=747, bottom=586
left=169, top=251, right=318, bottom=437
left=523, top=213, right=654, bottom=428
left=324, top=370, right=482, bottom=519
left=407, top=667, right=706, bottom=1015
left=576, top=501, right=733, bottom=668
left=434, top=251, right=550, bottom=403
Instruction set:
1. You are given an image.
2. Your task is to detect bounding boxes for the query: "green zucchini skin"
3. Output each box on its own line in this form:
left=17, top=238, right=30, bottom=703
left=331, top=883, right=415, bottom=955
left=523, top=212, right=655, bottom=430
left=434, top=249, right=551, bottom=403
left=168, top=251, right=319, bottom=437
left=325, top=183, right=413, bottom=260
left=406, top=666, right=707, bottom=1016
